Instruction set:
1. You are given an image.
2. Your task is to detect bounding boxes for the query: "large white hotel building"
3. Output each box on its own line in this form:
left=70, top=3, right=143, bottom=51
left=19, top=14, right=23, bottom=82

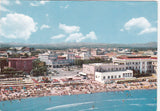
left=112, top=56, right=157, bottom=74
left=83, top=56, right=157, bottom=83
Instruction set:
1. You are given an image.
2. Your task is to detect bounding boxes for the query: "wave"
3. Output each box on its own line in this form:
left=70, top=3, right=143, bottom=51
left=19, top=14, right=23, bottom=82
left=79, top=107, right=98, bottom=111
left=146, top=104, right=156, bottom=106
left=45, top=101, right=94, bottom=110
left=104, top=98, right=146, bottom=102
left=130, top=104, right=141, bottom=106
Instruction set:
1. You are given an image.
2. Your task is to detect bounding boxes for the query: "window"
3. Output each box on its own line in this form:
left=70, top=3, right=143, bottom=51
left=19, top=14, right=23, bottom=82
left=119, top=75, right=121, bottom=78
left=115, top=75, right=117, bottom=78
left=103, top=76, right=106, bottom=80
left=108, top=76, right=110, bottom=79
left=123, top=73, right=125, bottom=77
left=111, top=76, right=113, bottom=79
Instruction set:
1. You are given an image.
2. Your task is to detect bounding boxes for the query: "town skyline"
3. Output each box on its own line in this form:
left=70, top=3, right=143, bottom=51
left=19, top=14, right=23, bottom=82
left=0, top=1, right=157, bottom=44
left=0, top=42, right=157, bottom=49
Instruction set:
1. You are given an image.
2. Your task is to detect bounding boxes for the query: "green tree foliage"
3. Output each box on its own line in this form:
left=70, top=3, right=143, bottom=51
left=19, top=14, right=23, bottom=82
left=24, top=53, right=29, bottom=58
left=0, top=58, right=8, bottom=73
left=74, top=58, right=112, bottom=67
left=9, top=53, right=21, bottom=58
left=31, top=59, right=47, bottom=76
left=31, top=50, right=41, bottom=56
left=2, top=67, right=23, bottom=78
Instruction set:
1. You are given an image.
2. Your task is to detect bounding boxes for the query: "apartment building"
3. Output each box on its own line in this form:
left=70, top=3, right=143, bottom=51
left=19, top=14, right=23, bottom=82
left=8, top=57, right=37, bottom=73
left=112, top=56, right=157, bottom=74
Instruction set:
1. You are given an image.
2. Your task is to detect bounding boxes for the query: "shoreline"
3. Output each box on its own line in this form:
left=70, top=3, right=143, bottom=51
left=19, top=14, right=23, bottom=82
left=0, top=83, right=157, bottom=102
left=0, top=88, right=157, bottom=103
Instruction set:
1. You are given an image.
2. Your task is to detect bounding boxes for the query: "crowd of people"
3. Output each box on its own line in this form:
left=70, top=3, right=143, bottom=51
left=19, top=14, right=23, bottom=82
left=0, top=78, right=157, bottom=101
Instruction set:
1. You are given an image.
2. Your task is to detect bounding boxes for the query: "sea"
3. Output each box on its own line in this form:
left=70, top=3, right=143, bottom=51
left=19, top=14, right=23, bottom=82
left=0, top=89, right=157, bottom=111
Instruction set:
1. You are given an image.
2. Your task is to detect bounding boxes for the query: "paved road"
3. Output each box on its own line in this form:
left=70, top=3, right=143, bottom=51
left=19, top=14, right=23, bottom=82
left=48, top=67, right=82, bottom=78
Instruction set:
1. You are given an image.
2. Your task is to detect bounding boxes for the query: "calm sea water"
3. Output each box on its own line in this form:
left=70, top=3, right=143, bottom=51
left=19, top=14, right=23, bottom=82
left=0, top=89, right=157, bottom=111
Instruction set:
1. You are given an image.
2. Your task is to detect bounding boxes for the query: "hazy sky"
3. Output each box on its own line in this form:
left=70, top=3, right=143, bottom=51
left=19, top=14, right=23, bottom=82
left=0, top=0, right=157, bottom=44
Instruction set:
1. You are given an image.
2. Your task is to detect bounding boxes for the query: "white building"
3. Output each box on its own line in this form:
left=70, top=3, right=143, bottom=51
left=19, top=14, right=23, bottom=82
left=112, top=56, right=157, bottom=74
left=95, top=70, right=133, bottom=83
left=83, top=63, right=127, bottom=80
left=79, top=52, right=91, bottom=60
left=38, top=53, right=74, bottom=68
left=83, top=55, right=157, bottom=80
left=38, top=53, right=52, bottom=67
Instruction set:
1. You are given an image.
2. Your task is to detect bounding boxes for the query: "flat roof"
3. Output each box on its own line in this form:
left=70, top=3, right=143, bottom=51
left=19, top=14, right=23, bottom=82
left=8, top=57, right=37, bottom=60
left=117, top=56, right=157, bottom=60
left=95, top=70, right=133, bottom=74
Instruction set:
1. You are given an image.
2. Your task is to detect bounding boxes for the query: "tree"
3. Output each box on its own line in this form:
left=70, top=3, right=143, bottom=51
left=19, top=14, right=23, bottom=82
left=24, top=53, right=29, bottom=58
left=2, top=67, right=24, bottom=78
left=31, top=59, right=47, bottom=76
left=74, top=58, right=112, bottom=66
left=31, top=51, right=41, bottom=56
left=9, top=53, right=21, bottom=58
left=0, top=58, right=8, bottom=73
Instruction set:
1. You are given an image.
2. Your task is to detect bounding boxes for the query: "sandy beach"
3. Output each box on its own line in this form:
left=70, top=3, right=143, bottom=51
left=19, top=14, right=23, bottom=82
left=0, top=77, right=157, bottom=102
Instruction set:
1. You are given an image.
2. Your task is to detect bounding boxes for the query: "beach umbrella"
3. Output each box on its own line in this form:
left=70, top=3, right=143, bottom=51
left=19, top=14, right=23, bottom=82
left=9, top=87, right=13, bottom=91
left=23, top=86, right=26, bottom=90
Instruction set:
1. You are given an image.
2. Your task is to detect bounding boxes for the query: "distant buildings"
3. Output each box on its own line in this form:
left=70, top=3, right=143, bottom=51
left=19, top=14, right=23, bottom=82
left=38, top=53, right=52, bottom=67
left=0, top=51, right=8, bottom=57
left=0, top=46, right=157, bottom=80
left=38, top=52, right=75, bottom=68
left=7, top=47, right=34, bottom=56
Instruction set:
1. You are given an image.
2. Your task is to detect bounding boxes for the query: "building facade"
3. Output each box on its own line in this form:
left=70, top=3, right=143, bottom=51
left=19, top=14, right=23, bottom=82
left=8, top=57, right=36, bottom=73
left=83, top=63, right=127, bottom=80
left=95, top=70, right=133, bottom=83
left=112, top=56, right=157, bottom=74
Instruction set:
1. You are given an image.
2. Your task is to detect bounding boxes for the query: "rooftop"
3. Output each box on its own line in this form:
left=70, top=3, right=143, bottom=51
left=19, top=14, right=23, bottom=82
left=117, top=55, right=157, bottom=60
left=8, top=57, right=37, bottom=60
left=87, top=63, right=120, bottom=66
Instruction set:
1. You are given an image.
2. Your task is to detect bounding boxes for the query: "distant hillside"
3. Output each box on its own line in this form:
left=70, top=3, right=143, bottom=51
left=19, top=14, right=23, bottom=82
left=0, top=42, right=157, bottom=49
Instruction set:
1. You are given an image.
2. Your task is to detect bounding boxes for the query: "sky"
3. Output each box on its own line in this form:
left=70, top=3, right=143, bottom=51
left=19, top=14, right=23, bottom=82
left=0, top=0, right=158, bottom=44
